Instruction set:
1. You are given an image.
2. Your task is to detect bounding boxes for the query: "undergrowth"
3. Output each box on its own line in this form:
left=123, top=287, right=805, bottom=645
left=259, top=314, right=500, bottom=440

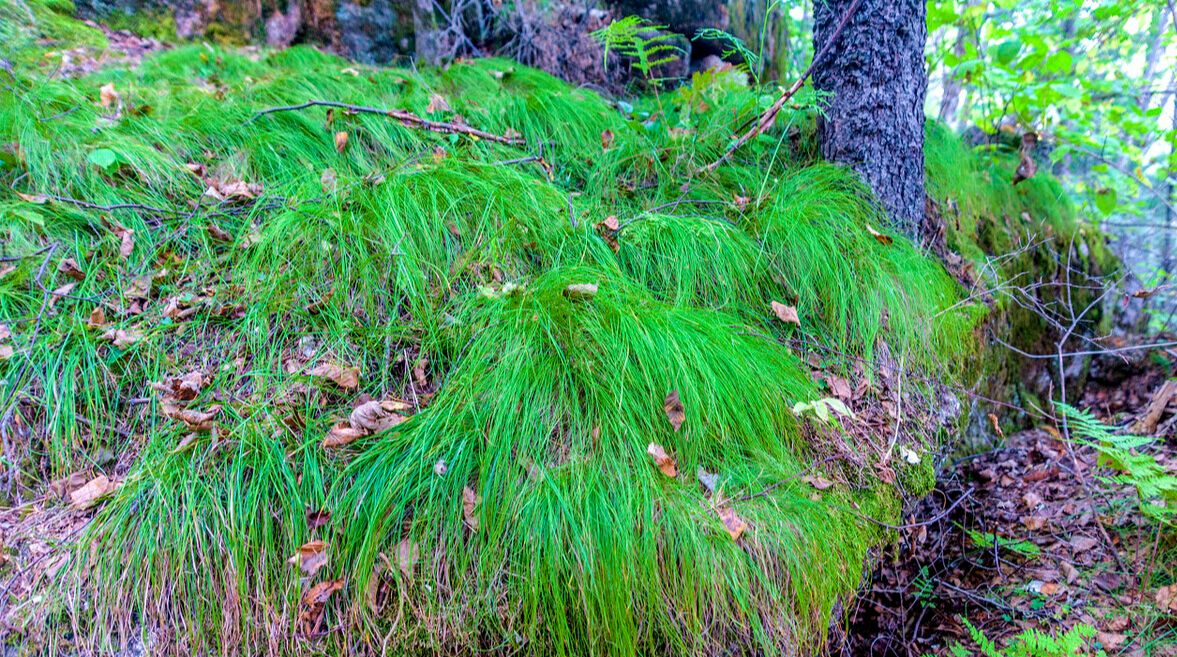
left=0, top=5, right=1109, bottom=656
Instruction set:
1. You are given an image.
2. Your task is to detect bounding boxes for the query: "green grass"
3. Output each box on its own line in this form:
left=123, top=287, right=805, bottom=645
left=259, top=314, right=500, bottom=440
left=0, top=7, right=1101, bottom=655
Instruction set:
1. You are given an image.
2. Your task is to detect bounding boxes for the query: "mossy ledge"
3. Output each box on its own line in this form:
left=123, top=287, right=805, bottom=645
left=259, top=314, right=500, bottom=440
left=1, top=17, right=1110, bottom=657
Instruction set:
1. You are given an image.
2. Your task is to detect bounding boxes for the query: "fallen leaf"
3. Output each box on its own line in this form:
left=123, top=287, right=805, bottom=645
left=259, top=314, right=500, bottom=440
left=1022, top=515, right=1047, bottom=531
left=70, top=474, right=118, bottom=509
left=99, top=82, right=119, bottom=109
left=0, top=345, right=13, bottom=361
left=99, top=328, right=144, bottom=348
left=334, top=131, right=349, bottom=153
left=161, top=403, right=221, bottom=431
left=1060, top=561, right=1079, bottom=584
left=1070, top=536, right=1099, bottom=552
left=288, top=540, right=329, bottom=577
left=149, top=371, right=203, bottom=402
left=733, top=194, right=750, bottom=211
left=866, top=224, right=893, bottom=245
left=802, top=475, right=834, bottom=490
left=647, top=442, right=678, bottom=478
left=349, top=400, right=409, bottom=434
left=663, top=390, right=685, bottom=432
left=0, top=324, right=9, bottom=340
left=823, top=374, right=851, bottom=399
left=124, top=275, right=152, bottom=299
left=427, top=94, right=451, bottom=113
left=306, top=509, right=332, bottom=530
left=171, top=433, right=200, bottom=454
left=1096, top=632, right=1126, bottom=650
left=1040, top=581, right=1060, bottom=595
left=462, top=486, right=480, bottom=532
left=49, top=471, right=89, bottom=499
left=433, top=459, right=448, bottom=476
left=395, top=539, right=418, bottom=577
left=697, top=467, right=719, bottom=494
left=298, top=578, right=345, bottom=635
left=207, top=222, right=232, bottom=242
left=1156, top=584, right=1177, bottom=613
left=307, top=361, right=360, bottom=389
left=51, top=282, right=76, bottom=299
left=320, top=167, right=337, bottom=193
left=15, top=191, right=48, bottom=204
left=323, top=422, right=366, bottom=447
left=716, top=505, right=747, bottom=541
left=1105, top=616, right=1130, bottom=632
left=86, top=306, right=108, bottom=328
left=1022, top=491, right=1043, bottom=509
left=771, top=301, right=800, bottom=325
left=58, top=258, right=85, bottom=280
left=601, top=129, right=614, bottom=150
left=563, top=283, right=598, bottom=300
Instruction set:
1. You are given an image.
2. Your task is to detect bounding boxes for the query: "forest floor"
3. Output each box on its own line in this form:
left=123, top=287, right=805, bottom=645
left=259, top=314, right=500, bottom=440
left=842, top=345, right=1177, bottom=656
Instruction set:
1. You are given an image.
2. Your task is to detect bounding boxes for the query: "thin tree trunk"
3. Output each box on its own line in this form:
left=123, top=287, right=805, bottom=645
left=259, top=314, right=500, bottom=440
left=812, top=0, right=928, bottom=240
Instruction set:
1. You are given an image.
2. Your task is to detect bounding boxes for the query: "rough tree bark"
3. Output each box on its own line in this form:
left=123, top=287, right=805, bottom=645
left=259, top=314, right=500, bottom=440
left=812, top=0, right=928, bottom=240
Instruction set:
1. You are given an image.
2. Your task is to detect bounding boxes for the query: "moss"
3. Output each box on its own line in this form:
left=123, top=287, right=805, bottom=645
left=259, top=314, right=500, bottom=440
left=102, top=8, right=178, bottom=41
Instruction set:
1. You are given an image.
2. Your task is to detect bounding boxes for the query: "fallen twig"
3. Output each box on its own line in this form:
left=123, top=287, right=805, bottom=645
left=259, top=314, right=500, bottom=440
left=700, top=0, right=863, bottom=174
left=246, top=100, right=526, bottom=146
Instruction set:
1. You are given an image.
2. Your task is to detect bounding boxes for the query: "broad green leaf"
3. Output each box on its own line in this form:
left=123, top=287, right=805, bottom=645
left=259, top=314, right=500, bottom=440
left=1094, top=189, right=1117, bottom=215
left=88, top=148, right=119, bottom=170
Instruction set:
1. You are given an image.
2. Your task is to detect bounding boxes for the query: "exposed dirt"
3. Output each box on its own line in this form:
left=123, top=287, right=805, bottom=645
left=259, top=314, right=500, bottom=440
left=841, top=348, right=1177, bottom=656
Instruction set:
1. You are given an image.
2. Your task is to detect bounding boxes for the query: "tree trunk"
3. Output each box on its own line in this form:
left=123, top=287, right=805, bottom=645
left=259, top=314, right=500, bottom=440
left=812, top=0, right=928, bottom=240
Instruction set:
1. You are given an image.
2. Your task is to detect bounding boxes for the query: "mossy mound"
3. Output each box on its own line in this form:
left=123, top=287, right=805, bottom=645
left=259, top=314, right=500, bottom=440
left=0, top=17, right=1100, bottom=657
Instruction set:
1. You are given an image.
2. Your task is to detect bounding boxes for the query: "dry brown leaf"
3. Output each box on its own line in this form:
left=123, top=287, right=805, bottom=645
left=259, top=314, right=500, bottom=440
left=107, top=222, right=135, bottom=258
left=716, top=505, right=747, bottom=541
left=49, top=471, right=89, bottom=499
left=563, top=283, right=598, bottom=300
left=349, top=400, right=409, bottom=434
left=99, top=83, right=119, bottom=109
left=70, top=474, right=118, bottom=509
left=733, top=194, right=750, bottom=211
left=0, top=345, right=13, bottom=361
left=51, top=282, right=76, bottom=301
left=323, top=422, right=366, bottom=448
left=1096, top=633, right=1126, bottom=650
left=207, top=222, right=232, bottom=242
left=320, top=168, right=337, bottom=193
left=823, top=374, right=852, bottom=399
left=307, top=361, right=360, bottom=389
left=86, top=306, right=108, bottom=328
left=663, top=390, right=685, bottom=432
left=601, top=129, right=614, bottom=150
left=124, top=275, right=152, bottom=299
left=288, top=540, right=329, bottom=577
left=866, top=224, right=894, bottom=246
left=771, top=301, right=800, bottom=325
left=426, top=93, right=451, bottom=113
left=1022, top=515, right=1047, bottom=531
left=307, top=509, right=332, bottom=530
left=802, top=475, right=833, bottom=490
left=150, top=371, right=203, bottom=402
left=303, top=577, right=344, bottom=605
left=162, top=296, right=202, bottom=320
left=161, top=403, right=221, bottom=431
left=334, top=131, right=349, bottom=153
left=171, top=433, right=200, bottom=454
left=1059, top=561, right=1079, bottom=584
left=646, top=442, right=678, bottom=478
left=395, top=539, right=418, bottom=577
left=697, top=467, right=719, bottom=494
left=99, top=328, right=144, bottom=348
left=0, top=324, right=9, bottom=340
left=58, top=258, right=85, bottom=280
left=1157, top=584, right=1177, bottom=613
left=205, top=179, right=262, bottom=202
left=462, top=486, right=480, bottom=532
left=15, top=191, right=48, bottom=204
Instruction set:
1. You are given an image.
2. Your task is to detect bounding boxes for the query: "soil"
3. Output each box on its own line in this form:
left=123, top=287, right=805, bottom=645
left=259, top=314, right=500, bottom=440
left=840, top=347, right=1177, bottom=656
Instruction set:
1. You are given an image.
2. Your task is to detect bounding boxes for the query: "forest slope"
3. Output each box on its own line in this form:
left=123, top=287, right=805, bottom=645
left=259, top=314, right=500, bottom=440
left=0, top=7, right=1114, bottom=656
